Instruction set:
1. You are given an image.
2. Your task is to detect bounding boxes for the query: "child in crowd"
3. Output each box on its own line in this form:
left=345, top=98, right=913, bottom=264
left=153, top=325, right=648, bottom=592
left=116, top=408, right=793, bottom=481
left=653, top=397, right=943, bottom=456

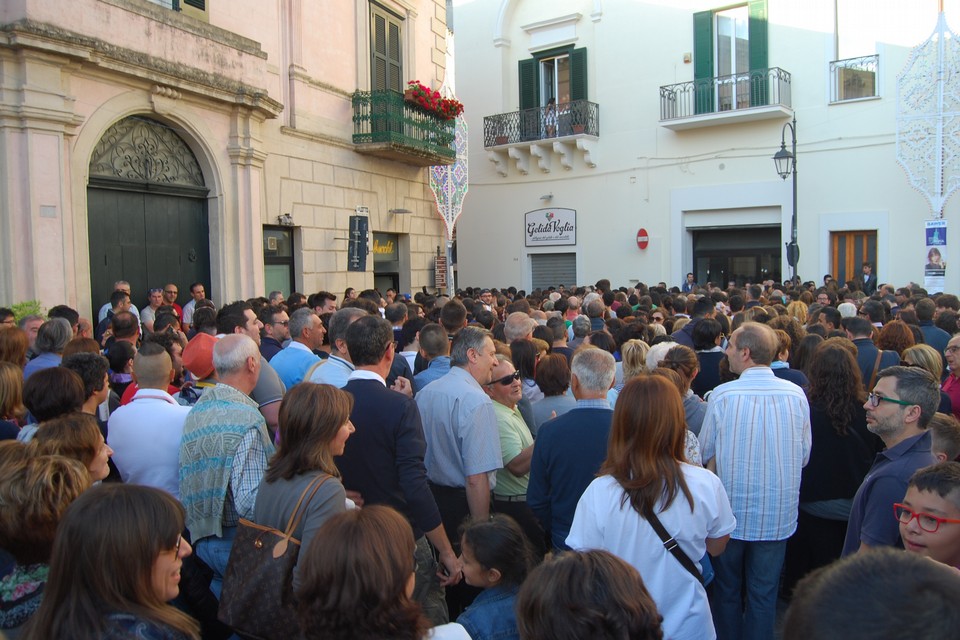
left=457, top=515, right=534, bottom=640
left=929, top=412, right=960, bottom=462
left=896, top=461, right=960, bottom=569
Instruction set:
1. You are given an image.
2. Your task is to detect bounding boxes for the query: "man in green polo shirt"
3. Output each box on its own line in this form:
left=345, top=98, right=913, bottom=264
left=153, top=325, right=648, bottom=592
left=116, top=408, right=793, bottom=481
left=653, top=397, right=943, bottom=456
left=484, top=353, right=545, bottom=557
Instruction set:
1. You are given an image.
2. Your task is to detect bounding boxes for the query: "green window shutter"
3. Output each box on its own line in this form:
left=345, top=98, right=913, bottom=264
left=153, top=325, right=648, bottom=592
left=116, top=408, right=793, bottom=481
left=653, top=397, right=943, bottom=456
left=570, top=48, right=588, bottom=101
left=387, top=19, right=402, bottom=92
left=747, top=0, right=768, bottom=70
left=371, top=5, right=403, bottom=92
left=519, top=58, right=539, bottom=111
left=748, top=0, right=768, bottom=106
left=693, top=11, right=714, bottom=114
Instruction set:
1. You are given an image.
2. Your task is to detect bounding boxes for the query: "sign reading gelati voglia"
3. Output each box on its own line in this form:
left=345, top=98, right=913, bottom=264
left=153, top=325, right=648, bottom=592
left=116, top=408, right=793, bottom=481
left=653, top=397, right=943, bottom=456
left=525, top=208, right=576, bottom=247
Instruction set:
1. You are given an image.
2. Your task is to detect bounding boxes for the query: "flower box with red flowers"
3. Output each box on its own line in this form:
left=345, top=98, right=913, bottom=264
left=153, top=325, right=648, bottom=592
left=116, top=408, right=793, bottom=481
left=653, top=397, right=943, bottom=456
left=404, top=80, right=464, bottom=121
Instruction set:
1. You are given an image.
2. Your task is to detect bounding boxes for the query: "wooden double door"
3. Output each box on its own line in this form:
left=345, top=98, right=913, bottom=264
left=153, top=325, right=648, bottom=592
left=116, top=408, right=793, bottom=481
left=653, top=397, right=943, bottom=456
left=87, top=183, right=210, bottom=314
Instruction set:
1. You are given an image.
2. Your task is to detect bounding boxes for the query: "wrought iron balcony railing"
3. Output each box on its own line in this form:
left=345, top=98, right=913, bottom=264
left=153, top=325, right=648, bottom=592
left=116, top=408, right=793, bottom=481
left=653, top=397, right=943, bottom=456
left=351, top=91, right=456, bottom=166
left=483, top=100, right=599, bottom=148
left=830, top=55, right=879, bottom=103
left=660, top=67, right=792, bottom=121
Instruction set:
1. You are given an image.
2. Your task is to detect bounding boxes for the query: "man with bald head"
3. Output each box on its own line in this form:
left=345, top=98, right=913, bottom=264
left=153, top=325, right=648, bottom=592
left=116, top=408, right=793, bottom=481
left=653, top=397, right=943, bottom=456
left=699, top=321, right=812, bottom=640
left=108, top=342, right=190, bottom=498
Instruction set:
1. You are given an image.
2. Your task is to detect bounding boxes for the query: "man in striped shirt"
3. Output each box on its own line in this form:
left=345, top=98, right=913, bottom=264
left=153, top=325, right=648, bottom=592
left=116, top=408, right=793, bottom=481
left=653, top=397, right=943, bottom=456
left=700, top=321, right=811, bottom=640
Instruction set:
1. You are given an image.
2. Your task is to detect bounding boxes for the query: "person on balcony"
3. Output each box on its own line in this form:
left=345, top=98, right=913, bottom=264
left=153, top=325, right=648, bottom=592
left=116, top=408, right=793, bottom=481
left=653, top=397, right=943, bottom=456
left=544, top=98, right=557, bottom=138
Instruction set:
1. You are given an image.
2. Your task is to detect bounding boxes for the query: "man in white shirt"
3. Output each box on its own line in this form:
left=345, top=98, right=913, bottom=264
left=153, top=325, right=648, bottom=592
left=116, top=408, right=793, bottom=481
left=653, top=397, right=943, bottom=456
left=107, top=342, right=190, bottom=498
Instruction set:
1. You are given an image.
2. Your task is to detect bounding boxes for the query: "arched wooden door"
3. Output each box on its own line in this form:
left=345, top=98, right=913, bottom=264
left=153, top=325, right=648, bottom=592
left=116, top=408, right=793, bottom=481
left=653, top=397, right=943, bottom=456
left=87, top=116, right=210, bottom=314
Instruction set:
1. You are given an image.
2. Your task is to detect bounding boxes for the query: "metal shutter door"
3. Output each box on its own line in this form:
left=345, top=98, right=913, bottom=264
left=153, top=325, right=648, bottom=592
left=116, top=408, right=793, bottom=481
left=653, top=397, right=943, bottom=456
left=530, top=253, right=577, bottom=290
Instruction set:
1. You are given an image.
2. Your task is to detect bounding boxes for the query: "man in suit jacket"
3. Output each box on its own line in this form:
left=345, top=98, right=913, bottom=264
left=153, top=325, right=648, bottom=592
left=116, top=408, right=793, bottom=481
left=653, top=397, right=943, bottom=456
left=847, top=317, right=897, bottom=390
left=527, top=348, right=616, bottom=550
left=337, top=315, right=460, bottom=624
left=861, top=262, right=878, bottom=296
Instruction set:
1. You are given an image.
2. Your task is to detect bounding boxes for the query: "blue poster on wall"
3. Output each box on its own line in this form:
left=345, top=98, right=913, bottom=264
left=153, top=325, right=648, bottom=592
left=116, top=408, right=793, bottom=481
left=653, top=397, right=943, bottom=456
left=924, top=220, right=947, bottom=294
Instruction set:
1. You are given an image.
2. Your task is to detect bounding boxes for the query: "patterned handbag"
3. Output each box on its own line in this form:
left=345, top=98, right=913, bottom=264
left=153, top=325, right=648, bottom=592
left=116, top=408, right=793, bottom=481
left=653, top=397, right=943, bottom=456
left=218, top=474, right=330, bottom=640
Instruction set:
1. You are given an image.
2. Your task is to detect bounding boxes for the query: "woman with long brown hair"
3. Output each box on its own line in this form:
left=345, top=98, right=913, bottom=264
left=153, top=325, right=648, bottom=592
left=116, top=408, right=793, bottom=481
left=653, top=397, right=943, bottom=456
left=783, top=342, right=881, bottom=594
left=567, top=375, right=735, bottom=640
left=251, top=382, right=354, bottom=591
left=21, top=484, right=200, bottom=639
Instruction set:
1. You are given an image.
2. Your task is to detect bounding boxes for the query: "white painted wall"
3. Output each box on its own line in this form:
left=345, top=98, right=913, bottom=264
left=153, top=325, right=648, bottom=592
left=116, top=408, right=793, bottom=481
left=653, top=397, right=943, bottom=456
left=453, top=0, right=960, bottom=291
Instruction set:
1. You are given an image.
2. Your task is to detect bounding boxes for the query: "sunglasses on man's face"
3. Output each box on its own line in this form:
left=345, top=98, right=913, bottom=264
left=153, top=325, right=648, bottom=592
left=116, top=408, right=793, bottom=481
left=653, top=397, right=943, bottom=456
left=490, top=370, right=521, bottom=386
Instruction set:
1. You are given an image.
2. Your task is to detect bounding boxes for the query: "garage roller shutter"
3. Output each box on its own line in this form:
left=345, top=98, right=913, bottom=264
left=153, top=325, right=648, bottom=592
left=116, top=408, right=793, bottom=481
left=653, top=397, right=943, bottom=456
left=531, top=253, right=577, bottom=290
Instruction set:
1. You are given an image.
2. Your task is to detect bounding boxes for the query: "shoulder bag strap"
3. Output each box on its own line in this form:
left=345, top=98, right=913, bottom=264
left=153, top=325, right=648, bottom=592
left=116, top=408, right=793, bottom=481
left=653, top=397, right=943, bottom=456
left=647, top=511, right=704, bottom=585
left=282, top=474, right=331, bottom=539
left=867, top=350, right=883, bottom=391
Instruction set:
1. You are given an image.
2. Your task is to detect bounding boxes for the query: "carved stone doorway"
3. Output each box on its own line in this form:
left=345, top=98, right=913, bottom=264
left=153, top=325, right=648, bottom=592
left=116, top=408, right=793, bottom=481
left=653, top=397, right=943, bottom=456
left=87, top=116, right=210, bottom=315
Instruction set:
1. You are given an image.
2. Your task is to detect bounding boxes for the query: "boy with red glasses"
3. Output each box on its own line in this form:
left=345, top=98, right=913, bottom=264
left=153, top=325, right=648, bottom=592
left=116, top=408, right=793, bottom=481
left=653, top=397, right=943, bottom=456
left=896, top=461, right=960, bottom=569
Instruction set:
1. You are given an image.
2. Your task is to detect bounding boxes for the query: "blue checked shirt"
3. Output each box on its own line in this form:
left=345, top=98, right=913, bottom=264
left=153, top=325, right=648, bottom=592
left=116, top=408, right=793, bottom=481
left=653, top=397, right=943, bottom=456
left=699, top=366, right=811, bottom=541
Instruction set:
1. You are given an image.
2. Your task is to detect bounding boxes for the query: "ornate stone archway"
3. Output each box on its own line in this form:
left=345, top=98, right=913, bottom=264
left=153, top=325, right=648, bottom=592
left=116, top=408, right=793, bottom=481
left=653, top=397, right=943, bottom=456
left=87, top=116, right=211, bottom=314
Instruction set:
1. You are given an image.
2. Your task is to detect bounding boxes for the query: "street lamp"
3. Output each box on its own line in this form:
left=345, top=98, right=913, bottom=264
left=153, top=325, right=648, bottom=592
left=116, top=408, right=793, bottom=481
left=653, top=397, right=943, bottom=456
left=774, top=116, right=799, bottom=284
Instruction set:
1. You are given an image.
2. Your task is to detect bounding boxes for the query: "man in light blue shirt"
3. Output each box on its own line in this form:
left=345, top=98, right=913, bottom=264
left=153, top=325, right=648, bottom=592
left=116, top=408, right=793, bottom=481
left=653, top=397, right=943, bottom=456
left=700, top=322, right=811, bottom=640
left=308, top=307, right=366, bottom=388
left=268, top=308, right=324, bottom=388
left=415, top=326, right=502, bottom=616
left=413, top=323, right=451, bottom=393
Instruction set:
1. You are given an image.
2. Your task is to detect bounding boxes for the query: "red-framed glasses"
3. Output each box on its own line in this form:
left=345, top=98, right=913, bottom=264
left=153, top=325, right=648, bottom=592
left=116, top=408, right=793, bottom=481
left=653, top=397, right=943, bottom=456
left=894, top=503, right=960, bottom=533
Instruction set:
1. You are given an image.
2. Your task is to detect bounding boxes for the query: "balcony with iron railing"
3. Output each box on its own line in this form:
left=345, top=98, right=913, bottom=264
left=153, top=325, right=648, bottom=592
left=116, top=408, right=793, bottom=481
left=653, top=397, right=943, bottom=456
left=482, top=100, right=600, bottom=176
left=483, top=100, right=599, bottom=147
left=351, top=91, right=456, bottom=167
left=659, top=67, right=793, bottom=131
left=830, top=55, right=879, bottom=103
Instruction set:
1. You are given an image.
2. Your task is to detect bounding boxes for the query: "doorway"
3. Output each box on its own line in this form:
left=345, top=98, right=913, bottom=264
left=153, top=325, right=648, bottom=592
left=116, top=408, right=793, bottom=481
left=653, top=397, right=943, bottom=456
left=87, top=116, right=210, bottom=312
left=830, top=230, right=876, bottom=285
left=691, top=226, right=781, bottom=287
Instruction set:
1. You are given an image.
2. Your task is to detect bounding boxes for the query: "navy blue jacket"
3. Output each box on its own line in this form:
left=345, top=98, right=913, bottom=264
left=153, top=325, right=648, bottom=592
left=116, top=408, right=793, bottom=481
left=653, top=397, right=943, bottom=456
left=527, top=406, right=613, bottom=550
left=853, top=338, right=899, bottom=390
left=338, top=378, right=440, bottom=539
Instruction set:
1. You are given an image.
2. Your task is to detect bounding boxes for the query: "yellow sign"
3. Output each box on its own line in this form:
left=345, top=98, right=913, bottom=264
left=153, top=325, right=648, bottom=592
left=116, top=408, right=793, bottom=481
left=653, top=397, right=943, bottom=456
left=373, top=239, right=395, bottom=255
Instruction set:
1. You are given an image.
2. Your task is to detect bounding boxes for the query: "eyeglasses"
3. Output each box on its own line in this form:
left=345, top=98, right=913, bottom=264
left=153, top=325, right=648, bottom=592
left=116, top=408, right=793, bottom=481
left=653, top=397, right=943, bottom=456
left=867, top=392, right=915, bottom=408
left=170, top=534, right=183, bottom=557
left=945, top=346, right=960, bottom=354
left=894, top=503, right=960, bottom=533
left=164, top=290, right=178, bottom=295
left=273, top=320, right=289, bottom=326
left=490, top=370, right=521, bottom=386
left=652, top=316, right=664, bottom=322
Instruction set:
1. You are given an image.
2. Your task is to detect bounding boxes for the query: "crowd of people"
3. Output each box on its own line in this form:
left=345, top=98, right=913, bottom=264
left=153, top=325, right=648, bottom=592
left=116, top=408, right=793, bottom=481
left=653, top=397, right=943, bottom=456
left=2, top=271, right=960, bottom=639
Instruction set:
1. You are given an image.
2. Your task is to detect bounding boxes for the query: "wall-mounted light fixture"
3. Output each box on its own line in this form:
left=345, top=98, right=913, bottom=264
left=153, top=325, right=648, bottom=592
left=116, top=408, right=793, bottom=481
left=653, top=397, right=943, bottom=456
left=277, top=213, right=294, bottom=226
left=389, top=208, right=413, bottom=214
left=540, top=193, right=553, bottom=201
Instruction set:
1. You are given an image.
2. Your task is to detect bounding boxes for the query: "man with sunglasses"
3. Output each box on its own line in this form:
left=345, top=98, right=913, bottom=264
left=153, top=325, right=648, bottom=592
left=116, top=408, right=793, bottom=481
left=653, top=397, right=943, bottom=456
left=257, top=306, right=290, bottom=362
left=483, top=355, right=544, bottom=558
left=842, top=366, right=939, bottom=558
